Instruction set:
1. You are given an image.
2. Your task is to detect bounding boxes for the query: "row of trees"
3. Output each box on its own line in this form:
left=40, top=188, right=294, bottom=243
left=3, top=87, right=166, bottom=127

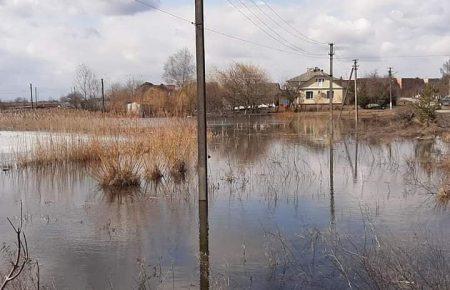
left=61, top=50, right=450, bottom=114
left=61, top=48, right=278, bottom=115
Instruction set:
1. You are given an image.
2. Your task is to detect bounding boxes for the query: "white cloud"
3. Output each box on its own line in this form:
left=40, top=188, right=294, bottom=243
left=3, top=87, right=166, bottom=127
left=0, top=0, right=449, bottom=100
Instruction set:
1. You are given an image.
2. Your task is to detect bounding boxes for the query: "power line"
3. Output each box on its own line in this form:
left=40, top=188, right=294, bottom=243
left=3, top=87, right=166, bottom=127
left=259, top=0, right=328, bottom=46
left=247, top=0, right=328, bottom=51
left=204, top=27, right=317, bottom=56
left=336, top=54, right=450, bottom=61
left=134, top=0, right=194, bottom=24
left=228, top=0, right=309, bottom=54
left=134, top=0, right=328, bottom=58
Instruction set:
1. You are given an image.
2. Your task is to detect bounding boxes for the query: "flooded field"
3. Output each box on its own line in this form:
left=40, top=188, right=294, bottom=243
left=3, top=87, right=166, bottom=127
left=0, top=115, right=448, bottom=289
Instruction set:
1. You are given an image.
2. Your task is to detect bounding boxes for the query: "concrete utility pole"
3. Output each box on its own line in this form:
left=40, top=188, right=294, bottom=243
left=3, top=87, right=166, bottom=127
left=388, top=67, right=393, bottom=110
left=101, top=79, right=105, bottom=113
left=353, top=60, right=359, bottom=181
left=329, top=43, right=334, bottom=115
left=29, top=83, right=33, bottom=109
left=329, top=43, right=334, bottom=193
left=195, top=0, right=209, bottom=288
left=195, top=0, right=208, bottom=202
left=35, top=87, right=38, bottom=107
left=353, top=59, right=358, bottom=123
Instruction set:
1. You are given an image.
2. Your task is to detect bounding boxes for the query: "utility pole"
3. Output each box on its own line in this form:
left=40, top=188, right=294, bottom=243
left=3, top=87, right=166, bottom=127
left=388, top=67, right=393, bottom=110
left=328, top=43, right=334, bottom=194
left=29, top=83, right=33, bottom=109
left=329, top=43, right=334, bottom=116
left=195, top=0, right=208, bottom=202
left=195, top=0, right=209, bottom=288
left=353, top=59, right=359, bottom=182
left=353, top=59, right=358, bottom=123
left=35, top=87, right=38, bottom=108
left=101, top=79, right=105, bottom=113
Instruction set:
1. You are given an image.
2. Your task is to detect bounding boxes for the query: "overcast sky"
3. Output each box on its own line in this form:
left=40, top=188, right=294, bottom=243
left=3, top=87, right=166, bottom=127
left=0, top=0, right=449, bottom=100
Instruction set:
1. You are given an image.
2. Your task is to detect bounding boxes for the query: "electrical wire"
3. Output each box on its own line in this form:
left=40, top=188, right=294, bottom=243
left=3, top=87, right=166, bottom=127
left=259, top=0, right=328, bottom=46
left=229, top=0, right=306, bottom=53
left=134, top=0, right=328, bottom=58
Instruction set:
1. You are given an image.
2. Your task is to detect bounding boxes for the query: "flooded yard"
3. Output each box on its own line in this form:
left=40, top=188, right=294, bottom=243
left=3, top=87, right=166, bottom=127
left=0, top=115, right=448, bottom=289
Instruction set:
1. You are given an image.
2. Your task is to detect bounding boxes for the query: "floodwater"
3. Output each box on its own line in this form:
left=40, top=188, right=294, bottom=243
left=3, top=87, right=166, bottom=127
left=0, top=115, right=448, bottom=289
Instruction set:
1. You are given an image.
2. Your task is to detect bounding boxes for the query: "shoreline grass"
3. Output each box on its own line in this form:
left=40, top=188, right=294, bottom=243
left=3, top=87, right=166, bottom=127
left=5, top=109, right=198, bottom=189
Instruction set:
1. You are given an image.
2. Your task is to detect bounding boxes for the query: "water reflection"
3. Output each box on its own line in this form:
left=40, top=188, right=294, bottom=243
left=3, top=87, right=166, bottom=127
left=0, top=115, right=447, bottom=288
left=199, top=200, right=209, bottom=289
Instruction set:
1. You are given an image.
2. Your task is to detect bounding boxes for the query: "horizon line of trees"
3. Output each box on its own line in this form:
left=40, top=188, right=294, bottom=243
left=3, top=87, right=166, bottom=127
left=58, top=50, right=450, bottom=114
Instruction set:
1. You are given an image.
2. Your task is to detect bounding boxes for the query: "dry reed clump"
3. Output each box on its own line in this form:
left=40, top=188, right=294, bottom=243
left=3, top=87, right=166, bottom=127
left=437, top=187, right=450, bottom=205
left=17, top=135, right=103, bottom=167
left=6, top=109, right=199, bottom=188
left=141, top=121, right=197, bottom=180
left=90, top=144, right=143, bottom=188
left=91, top=123, right=197, bottom=188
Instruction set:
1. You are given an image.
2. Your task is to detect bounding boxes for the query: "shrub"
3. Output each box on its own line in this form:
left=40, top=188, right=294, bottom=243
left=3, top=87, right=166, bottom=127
left=413, top=84, right=441, bottom=124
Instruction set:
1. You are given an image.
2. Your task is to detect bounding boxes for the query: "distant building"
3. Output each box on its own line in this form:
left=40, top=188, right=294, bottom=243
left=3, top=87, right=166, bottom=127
left=138, top=82, right=176, bottom=96
left=126, top=102, right=142, bottom=115
left=286, top=67, right=344, bottom=105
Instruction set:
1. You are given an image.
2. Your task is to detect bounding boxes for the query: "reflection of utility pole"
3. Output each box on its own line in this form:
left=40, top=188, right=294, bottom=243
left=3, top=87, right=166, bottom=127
left=389, top=67, right=393, bottom=110
left=29, top=83, right=33, bottom=109
left=199, top=200, right=209, bottom=289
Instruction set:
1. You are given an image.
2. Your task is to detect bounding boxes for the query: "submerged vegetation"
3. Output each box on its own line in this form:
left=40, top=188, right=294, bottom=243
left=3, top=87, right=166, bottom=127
left=264, top=217, right=450, bottom=290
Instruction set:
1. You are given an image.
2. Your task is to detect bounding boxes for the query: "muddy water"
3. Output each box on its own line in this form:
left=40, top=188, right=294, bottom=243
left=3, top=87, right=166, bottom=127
left=0, top=115, right=448, bottom=289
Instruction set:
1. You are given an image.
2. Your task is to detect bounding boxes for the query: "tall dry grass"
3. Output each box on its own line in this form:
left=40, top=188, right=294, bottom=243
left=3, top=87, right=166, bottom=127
left=0, top=108, right=149, bottom=135
left=8, top=109, right=199, bottom=188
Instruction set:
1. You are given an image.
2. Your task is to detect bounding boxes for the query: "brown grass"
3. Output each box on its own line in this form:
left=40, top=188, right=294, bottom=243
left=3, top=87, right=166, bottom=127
left=7, top=109, right=199, bottom=188
left=0, top=108, right=153, bottom=135
left=437, top=156, right=450, bottom=205
left=17, top=135, right=103, bottom=167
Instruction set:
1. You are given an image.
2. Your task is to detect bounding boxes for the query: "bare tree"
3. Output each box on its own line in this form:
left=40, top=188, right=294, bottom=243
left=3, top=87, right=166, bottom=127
left=60, top=92, right=84, bottom=109
left=440, top=59, right=450, bottom=98
left=217, top=63, right=271, bottom=109
left=163, top=48, right=195, bottom=88
left=282, top=84, right=300, bottom=108
left=74, top=64, right=100, bottom=101
left=440, top=58, right=450, bottom=76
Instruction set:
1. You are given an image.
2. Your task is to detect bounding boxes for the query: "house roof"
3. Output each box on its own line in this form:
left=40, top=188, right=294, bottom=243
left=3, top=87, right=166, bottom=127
left=287, top=67, right=329, bottom=84
left=139, top=82, right=176, bottom=93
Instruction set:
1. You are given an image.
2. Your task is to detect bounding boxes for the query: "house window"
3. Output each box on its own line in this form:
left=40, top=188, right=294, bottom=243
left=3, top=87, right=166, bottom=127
left=317, top=78, right=324, bottom=86
left=326, top=91, right=334, bottom=99
left=306, top=91, right=314, bottom=99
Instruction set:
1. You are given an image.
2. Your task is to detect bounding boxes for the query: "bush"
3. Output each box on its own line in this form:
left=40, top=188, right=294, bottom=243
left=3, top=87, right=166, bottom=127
left=413, top=84, right=441, bottom=124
